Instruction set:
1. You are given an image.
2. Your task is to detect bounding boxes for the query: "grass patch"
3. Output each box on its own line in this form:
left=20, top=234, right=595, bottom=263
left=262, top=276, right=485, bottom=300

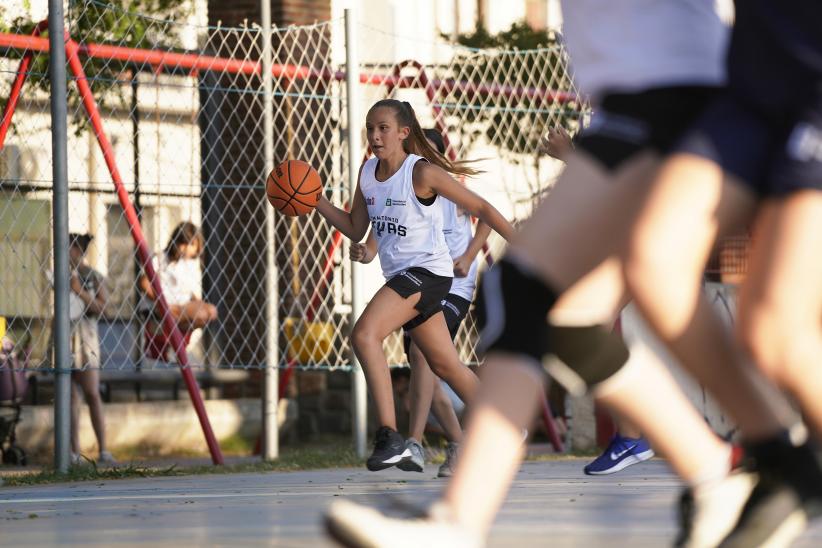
left=526, top=450, right=600, bottom=462
left=113, top=433, right=256, bottom=462
left=2, top=461, right=183, bottom=486
left=2, top=440, right=363, bottom=487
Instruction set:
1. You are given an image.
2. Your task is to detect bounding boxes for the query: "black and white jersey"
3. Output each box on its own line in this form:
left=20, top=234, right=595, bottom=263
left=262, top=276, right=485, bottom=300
left=360, top=154, right=452, bottom=279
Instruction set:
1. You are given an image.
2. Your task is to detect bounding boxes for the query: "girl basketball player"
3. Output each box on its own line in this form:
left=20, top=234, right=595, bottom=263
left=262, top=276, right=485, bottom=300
left=315, top=100, right=513, bottom=471
left=351, top=128, right=491, bottom=476
left=324, top=2, right=794, bottom=547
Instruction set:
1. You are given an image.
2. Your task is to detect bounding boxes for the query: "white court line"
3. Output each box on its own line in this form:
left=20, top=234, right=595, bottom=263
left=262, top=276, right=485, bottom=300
left=0, top=490, right=380, bottom=505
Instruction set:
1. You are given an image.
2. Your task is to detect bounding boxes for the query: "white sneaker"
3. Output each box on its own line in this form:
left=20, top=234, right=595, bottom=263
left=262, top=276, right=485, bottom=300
left=676, top=470, right=758, bottom=548
left=70, top=452, right=82, bottom=465
left=324, top=499, right=483, bottom=548
left=98, top=451, right=117, bottom=465
left=397, top=438, right=425, bottom=473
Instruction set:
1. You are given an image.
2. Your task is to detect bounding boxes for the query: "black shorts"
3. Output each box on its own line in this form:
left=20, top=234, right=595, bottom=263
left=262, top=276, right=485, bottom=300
left=575, top=86, right=719, bottom=171
left=403, top=293, right=471, bottom=355
left=385, top=267, right=453, bottom=331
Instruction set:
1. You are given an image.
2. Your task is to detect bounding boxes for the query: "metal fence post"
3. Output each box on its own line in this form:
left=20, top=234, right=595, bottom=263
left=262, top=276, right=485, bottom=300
left=344, top=8, right=367, bottom=458
left=48, top=0, right=71, bottom=473
left=261, top=0, right=279, bottom=461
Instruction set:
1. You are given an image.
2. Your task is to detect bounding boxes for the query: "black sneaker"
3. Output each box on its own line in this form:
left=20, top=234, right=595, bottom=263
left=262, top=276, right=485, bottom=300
left=366, top=427, right=409, bottom=471
left=719, top=438, right=822, bottom=547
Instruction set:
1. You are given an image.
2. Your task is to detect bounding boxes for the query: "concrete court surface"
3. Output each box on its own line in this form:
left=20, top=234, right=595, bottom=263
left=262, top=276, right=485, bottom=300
left=1, top=459, right=821, bottom=547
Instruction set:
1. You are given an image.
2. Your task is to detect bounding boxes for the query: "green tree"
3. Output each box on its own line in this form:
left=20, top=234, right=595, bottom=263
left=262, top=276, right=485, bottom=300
left=1, top=0, right=190, bottom=133
left=446, top=21, right=584, bottom=156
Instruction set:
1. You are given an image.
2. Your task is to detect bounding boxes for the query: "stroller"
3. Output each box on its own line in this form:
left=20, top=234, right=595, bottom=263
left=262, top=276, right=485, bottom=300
left=0, top=336, right=28, bottom=465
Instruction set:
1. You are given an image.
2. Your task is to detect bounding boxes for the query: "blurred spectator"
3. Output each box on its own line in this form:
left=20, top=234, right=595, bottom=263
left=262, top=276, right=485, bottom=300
left=139, top=222, right=218, bottom=333
left=68, top=233, right=114, bottom=465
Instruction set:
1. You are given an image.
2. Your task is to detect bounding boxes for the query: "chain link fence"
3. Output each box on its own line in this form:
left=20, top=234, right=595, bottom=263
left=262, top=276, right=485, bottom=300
left=0, top=1, right=584, bottom=395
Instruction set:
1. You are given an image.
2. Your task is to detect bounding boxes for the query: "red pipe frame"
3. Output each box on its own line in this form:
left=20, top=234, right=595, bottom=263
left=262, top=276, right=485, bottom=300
left=0, top=31, right=577, bottom=106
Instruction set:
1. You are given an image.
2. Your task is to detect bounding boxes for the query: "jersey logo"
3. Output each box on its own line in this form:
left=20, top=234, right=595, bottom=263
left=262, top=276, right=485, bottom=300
left=366, top=196, right=375, bottom=205
left=385, top=198, right=406, bottom=206
left=787, top=122, right=822, bottom=163
left=372, top=219, right=407, bottom=237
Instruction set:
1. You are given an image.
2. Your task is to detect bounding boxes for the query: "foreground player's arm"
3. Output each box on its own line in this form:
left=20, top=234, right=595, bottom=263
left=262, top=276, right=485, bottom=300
left=351, top=230, right=378, bottom=264
left=416, top=162, right=514, bottom=242
left=315, top=165, right=370, bottom=241
left=453, top=221, right=491, bottom=277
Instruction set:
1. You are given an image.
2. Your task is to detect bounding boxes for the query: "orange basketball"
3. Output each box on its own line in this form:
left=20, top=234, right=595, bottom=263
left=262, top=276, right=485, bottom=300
left=266, top=159, right=322, bottom=216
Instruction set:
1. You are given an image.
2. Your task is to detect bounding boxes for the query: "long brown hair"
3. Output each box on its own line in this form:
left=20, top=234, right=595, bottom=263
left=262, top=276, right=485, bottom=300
left=369, top=99, right=481, bottom=177
left=165, top=221, right=203, bottom=262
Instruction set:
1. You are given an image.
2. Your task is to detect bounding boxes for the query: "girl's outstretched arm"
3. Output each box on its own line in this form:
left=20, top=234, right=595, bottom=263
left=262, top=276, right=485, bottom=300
left=416, top=162, right=514, bottom=242
left=315, top=165, right=371, bottom=241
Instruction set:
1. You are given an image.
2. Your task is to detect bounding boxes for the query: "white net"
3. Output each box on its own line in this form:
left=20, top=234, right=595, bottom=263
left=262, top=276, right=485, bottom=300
left=0, top=1, right=586, bottom=392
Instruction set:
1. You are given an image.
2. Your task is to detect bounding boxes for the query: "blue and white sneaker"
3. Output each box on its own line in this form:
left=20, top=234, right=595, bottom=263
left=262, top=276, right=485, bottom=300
left=584, top=434, right=655, bottom=475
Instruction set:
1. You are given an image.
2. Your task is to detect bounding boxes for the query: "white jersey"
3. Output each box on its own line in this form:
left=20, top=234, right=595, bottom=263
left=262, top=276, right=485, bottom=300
left=560, top=0, right=728, bottom=102
left=360, top=154, right=453, bottom=279
left=441, top=198, right=478, bottom=302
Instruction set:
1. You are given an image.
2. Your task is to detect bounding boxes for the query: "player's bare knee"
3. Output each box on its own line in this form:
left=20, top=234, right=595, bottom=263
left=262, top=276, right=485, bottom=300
left=423, top=352, right=456, bottom=379
left=351, top=322, right=379, bottom=355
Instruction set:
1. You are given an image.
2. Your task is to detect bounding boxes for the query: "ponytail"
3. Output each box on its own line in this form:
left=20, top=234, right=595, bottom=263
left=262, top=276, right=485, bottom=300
left=369, top=99, right=482, bottom=177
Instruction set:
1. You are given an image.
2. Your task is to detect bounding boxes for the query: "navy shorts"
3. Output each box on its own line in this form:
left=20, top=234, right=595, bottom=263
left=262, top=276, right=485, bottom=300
left=677, top=92, right=822, bottom=196
left=676, top=2, right=822, bottom=196
left=575, top=86, right=719, bottom=171
left=403, top=293, right=471, bottom=355
left=385, top=267, right=453, bottom=331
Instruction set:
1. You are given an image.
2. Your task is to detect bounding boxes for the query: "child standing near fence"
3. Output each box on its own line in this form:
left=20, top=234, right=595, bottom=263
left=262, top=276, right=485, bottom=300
left=315, top=99, right=513, bottom=471
left=351, top=128, right=491, bottom=476
left=68, top=233, right=114, bottom=465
